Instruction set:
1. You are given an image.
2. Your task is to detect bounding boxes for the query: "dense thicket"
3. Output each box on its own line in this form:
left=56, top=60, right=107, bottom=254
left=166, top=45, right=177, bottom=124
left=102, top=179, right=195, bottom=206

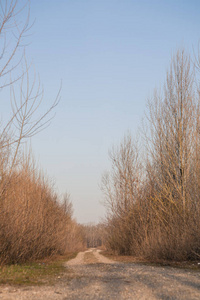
left=0, top=1, right=84, bottom=264
left=0, top=159, right=84, bottom=264
left=102, top=50, right=200, bottom=261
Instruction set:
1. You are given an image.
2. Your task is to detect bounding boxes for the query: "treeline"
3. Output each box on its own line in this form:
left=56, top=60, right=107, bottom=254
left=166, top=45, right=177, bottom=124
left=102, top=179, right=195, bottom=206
left=0, top=1, right=85, bottom=264
left=83, top=223, right=105, bottom=248
left=102, top=49, right=200, bottom=261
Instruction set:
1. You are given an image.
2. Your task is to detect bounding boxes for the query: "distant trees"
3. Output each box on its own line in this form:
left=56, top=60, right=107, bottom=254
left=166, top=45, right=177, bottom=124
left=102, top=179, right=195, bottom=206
left=83, top=223, right=105, bottom=248
left=102, top=49, right=200, bottom=261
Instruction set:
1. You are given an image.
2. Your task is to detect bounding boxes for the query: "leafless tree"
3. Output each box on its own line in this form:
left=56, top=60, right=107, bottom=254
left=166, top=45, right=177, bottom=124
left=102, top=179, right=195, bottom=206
left=103, top=49, right=200, bottom=260
left=0, top=1, right=60, bottom=195
left=146, top=50, right=198, bottom=224
left=0, top=1, right=87, bottom=265
left=0, top=0, right=30, bottom=88
left=101, top=134, right=143, bottom=254
left=102, top=134, right=141, bottom=216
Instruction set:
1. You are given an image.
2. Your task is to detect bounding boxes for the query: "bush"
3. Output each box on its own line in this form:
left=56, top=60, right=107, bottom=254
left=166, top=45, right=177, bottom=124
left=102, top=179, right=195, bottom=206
left=0, top=163, right=84, bottom=264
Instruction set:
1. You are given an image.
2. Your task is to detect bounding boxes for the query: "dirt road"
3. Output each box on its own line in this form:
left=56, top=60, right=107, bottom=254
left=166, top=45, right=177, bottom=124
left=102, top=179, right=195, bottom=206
left=0, top=248, right=200, bottom=299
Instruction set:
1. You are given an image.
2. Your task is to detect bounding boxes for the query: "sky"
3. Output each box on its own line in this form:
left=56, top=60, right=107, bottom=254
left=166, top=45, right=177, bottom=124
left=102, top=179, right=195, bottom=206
left=2, top=0, right=200, bottom=224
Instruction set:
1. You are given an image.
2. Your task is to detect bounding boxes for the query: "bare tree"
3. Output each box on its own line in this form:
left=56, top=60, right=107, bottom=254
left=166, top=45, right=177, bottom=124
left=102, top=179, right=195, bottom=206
left=103, top=49, right=200, bottom=260
left=0, top=1, right=88, bottom=265
left=102, top=134, right=141, bottom=216
left=0, top=1, right=60, bottom=195
left=0, top=0, right=31, bottom=88
left=101, top=134, right=142, bottom=254
left=146, top=50, right=197, bottom=223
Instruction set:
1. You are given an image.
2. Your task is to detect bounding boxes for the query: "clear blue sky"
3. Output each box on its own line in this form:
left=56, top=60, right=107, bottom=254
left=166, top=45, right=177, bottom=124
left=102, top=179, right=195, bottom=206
left=7, top=0, right=200, bottom=223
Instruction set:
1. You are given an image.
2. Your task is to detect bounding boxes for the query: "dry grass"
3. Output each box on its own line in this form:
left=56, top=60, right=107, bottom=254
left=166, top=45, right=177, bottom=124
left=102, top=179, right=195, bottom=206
left=101, top=251, right=200, bottom=271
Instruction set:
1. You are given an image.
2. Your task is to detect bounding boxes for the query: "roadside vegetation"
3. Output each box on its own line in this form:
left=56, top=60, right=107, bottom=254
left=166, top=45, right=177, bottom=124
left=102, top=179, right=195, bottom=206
left=0, top=0, right=85, bottom=267
left=102, top=49, right=200, bottom=262
left=1, top=0, right=200, bottom=272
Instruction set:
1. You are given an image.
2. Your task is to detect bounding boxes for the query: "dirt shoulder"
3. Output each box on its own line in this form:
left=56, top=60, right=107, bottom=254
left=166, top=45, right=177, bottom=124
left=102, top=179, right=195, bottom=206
left=102, top=251, right=200, bottom=270
left=0, top=249, right=200, bottom=299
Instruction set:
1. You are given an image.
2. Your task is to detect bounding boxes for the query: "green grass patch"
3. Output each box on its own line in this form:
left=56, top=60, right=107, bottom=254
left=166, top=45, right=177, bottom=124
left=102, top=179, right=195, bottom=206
left=0, top=252, right=77, bottom=286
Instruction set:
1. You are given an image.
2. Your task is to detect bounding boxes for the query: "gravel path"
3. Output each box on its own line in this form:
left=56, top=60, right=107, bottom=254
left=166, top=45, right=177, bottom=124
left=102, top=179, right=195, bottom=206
left=0, top=248, right=200, bottom=299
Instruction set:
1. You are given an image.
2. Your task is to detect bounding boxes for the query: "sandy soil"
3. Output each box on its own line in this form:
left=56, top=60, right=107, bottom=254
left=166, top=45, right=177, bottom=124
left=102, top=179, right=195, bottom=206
left=66, top=248, right=115, bottom=266
left=0, top=248, right=200, bottom=299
